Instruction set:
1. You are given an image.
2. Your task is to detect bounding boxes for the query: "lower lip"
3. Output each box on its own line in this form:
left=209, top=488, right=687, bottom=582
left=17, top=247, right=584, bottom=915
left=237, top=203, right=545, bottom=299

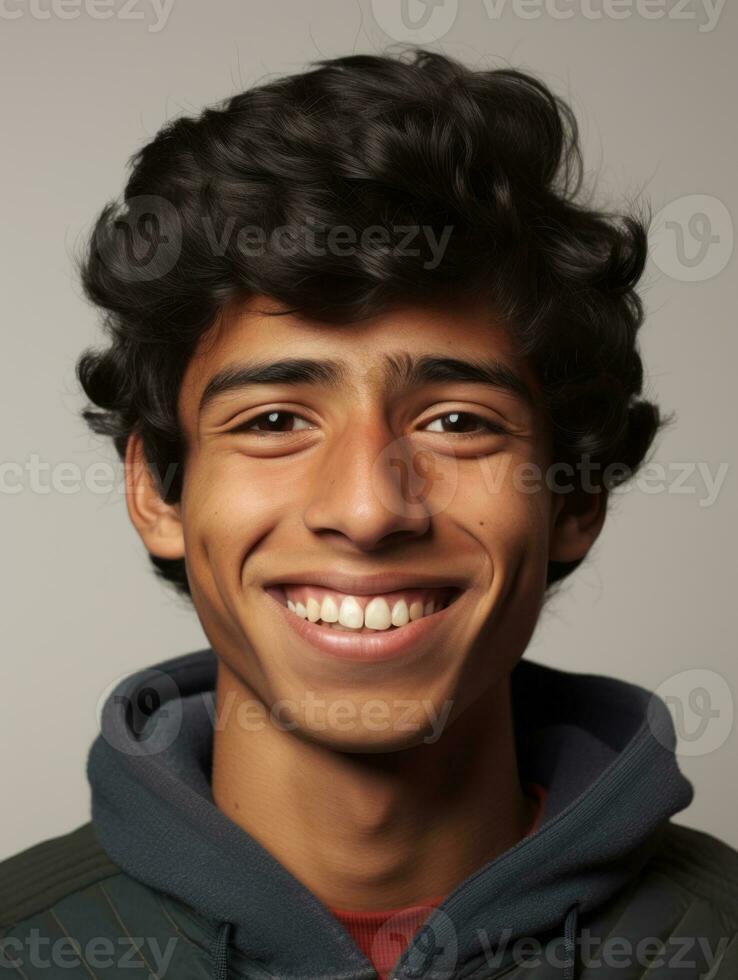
left=263, top=588, right=460, bottom=663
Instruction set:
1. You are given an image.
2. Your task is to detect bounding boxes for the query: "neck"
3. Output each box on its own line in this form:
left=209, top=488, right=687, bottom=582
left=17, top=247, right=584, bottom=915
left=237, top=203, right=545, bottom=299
left=211, top=661, right=533, bottom=911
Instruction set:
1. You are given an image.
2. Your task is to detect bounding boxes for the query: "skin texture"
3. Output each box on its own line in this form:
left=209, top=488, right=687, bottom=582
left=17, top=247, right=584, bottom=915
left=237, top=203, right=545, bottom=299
left=125, top=293, right=606, bottom=909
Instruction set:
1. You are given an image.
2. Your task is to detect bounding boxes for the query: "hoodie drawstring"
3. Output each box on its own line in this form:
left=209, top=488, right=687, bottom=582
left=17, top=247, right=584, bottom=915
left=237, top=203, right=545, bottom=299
left=211, top=921, right=232, bottom=980
left=562, top=902, right=580, bottom=980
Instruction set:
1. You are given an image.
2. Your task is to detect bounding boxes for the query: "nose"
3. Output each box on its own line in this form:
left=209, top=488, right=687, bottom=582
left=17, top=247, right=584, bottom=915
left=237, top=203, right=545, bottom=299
left=301, top=418, right=432, bottom=552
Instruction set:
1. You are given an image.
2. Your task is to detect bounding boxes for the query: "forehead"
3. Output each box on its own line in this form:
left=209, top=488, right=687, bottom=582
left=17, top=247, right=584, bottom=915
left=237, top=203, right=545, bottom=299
left=179, top=293, right=540, bottom=417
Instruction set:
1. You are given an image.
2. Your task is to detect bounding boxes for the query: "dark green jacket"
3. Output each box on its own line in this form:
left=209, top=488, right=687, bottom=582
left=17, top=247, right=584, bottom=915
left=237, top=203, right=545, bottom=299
left=2, top=649, right=737, bottom=979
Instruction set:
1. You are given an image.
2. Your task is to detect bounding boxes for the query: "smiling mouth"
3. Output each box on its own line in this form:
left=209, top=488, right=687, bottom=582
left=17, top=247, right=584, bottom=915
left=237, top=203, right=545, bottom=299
left=265, top=584, right=462, bottom=635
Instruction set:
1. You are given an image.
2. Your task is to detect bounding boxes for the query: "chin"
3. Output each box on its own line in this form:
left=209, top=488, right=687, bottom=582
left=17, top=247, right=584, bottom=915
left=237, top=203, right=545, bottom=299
left=295, top=721, right=449, bottom=754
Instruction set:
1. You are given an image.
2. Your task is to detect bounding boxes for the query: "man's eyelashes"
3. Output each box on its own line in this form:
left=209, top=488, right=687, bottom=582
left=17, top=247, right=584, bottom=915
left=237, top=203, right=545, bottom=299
left=422, top=411, right=508, bottom=438
left=231, top=410, right=314, bottom=435
left=227, top=409, right=508, bottom=438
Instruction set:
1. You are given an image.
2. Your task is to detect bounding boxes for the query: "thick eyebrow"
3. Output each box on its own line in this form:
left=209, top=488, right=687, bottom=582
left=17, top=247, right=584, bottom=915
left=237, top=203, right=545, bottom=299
left=198, top=353, right=534, bottom=416
left=199, top=358, right=347, bottom=415
left=382, top=352, right=535, bottom=408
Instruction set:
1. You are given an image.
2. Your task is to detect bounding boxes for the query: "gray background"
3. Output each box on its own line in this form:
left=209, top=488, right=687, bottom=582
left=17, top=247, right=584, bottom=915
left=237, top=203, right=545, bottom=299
left=1, top=0, right=736, bottom=859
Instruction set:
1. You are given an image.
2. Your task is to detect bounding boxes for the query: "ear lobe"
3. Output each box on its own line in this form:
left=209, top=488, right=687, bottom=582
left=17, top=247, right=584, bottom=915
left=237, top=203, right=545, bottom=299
left=124, top=432, right=185, bottom=560
left=548, top=487, right=608, bottom=564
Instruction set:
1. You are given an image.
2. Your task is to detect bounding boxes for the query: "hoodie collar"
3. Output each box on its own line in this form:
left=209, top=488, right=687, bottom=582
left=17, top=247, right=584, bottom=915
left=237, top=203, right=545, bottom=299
left=87, top=648, right=693, bottom=980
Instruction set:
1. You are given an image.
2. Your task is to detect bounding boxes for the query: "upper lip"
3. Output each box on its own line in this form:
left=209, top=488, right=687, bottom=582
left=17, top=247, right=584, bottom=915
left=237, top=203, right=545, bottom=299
left=262, top=570, right=467, bottom=596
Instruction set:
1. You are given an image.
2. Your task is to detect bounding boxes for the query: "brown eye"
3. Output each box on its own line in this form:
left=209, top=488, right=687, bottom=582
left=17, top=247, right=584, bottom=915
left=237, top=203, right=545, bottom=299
left=234, top=411, right=313, bottom=434
left=423, top=412, right=507, bottom=436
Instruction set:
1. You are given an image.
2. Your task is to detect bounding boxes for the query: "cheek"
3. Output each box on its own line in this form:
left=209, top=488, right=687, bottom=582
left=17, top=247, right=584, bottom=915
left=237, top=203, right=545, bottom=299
left=180, top=452, right=291, bottom=569
left=448, top=452, right=552, bottom=566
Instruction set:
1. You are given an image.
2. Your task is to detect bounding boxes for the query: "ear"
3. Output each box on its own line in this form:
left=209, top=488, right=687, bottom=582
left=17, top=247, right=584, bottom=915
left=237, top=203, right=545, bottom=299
left=124, top=432, right=185, bottom=560
left=548, top=486, right=608, bottom=564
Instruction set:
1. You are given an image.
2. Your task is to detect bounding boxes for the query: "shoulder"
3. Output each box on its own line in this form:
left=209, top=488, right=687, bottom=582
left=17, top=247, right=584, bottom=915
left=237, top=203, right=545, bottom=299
left=645, top=820, right=738, bottom=927
left=0, top=822, right=121, bottom=929
left=0, top=824, right=217, bottom=978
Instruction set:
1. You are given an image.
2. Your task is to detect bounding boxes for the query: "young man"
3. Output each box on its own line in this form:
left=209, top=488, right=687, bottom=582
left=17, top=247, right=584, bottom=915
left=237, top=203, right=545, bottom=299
left=2, top=49, right=736, bottom=980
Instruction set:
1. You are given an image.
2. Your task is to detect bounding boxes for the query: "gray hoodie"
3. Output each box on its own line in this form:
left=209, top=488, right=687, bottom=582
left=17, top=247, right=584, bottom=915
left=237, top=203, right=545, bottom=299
left=82, top=646, right=709, bottom=980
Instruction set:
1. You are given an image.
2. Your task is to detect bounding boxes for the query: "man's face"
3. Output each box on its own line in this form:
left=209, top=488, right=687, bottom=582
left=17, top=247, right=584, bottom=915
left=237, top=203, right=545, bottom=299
left=166, top=294, right=565, bottom=749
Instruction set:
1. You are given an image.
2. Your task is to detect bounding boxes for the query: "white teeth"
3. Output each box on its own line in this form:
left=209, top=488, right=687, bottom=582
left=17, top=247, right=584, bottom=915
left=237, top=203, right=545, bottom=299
left=338, top=595, right=364, bottom=629
left=283, top=589, right=455, bottom=630
left=306, top=597, right=321, bottom=622
left=390, top=599, right=410, bottom=627
left=409, top=600, right=424, bottom=621
left=364, top=597, right=391, bottom=631
left=320, top=595, right=339, bottom=623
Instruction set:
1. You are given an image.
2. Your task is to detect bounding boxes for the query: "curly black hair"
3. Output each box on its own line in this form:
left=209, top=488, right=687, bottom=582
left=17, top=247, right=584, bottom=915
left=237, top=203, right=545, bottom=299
left=75, top=48, right=668, bottom=599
